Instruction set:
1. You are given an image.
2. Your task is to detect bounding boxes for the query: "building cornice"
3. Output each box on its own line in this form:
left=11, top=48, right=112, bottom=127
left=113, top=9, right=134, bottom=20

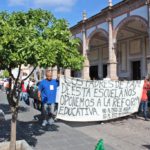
left=70, top=0, right=146, bottom=33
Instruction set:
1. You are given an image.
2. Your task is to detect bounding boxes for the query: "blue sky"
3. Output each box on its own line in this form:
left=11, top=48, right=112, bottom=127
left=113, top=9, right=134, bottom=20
left=0, top=0, right=122, bottom=27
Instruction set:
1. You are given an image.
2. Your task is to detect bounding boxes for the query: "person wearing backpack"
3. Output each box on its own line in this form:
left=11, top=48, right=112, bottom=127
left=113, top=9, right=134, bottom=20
left=30, top=81, right=41, bottom=110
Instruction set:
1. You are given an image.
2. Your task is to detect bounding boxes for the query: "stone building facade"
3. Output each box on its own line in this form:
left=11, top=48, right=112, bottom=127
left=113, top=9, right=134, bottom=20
left=70, top=0, right=150, bottom=80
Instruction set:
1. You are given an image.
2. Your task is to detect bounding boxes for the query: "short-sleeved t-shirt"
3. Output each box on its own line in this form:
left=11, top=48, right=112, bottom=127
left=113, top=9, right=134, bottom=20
left=38, top=79, right=58, bottom=104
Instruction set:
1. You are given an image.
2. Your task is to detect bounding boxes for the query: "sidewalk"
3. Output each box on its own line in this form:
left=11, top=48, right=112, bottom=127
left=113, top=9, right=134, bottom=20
left=66, top=115, right=150, bottom=150
left=1, top=91, right=150, bottom=150
left=0, top=92, right=113, bottom=150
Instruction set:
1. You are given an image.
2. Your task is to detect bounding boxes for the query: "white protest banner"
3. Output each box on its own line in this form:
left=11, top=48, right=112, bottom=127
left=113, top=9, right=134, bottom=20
left=56, top=76, right=144, bottom=122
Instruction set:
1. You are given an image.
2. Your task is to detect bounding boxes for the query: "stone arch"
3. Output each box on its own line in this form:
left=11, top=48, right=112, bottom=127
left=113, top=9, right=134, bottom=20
left=114, top=15, right=148, bottom=40
left=87, top=28, right=109, bottom=80
left=87, top=28, right=108, bottom=49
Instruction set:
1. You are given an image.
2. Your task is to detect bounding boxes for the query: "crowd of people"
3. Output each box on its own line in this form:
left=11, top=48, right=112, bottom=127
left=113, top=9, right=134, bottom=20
left=18, top=70, right=60, bottom=126
left=20, top=74, right=150, bottom=123
left=0, top=71, right=150, bottom=126
left=0, top=70, right=60, bottom=126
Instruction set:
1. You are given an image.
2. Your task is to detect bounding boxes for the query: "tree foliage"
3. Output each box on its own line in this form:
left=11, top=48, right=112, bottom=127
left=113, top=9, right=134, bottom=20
left=0, top=9, right=83, bottom=108
left=2, top=70, right=9, bottom=78
left=0, top=9, right=84, bottom=150
left=0, top=9, right=85, bottom=109
left=0, top=9, right=84, bottom=73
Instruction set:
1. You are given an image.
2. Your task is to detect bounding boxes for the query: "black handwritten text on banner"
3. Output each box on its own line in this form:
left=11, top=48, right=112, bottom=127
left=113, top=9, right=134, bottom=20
left=56, top=76, right=144, bottom=122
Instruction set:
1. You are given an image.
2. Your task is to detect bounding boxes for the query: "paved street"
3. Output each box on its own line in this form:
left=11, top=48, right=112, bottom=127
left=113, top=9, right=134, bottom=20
left=0, top=91, right=150, bottom=150
left=69, top=117, right=150, bottom=150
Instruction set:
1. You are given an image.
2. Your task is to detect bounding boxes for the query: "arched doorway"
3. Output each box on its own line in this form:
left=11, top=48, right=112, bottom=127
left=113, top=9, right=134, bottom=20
left=88, top=29, right=108, bottom=80
left=115, top=16, right=148, bottom=80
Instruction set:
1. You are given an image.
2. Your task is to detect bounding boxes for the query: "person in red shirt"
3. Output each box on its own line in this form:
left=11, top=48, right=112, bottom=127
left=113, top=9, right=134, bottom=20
left=140, top=77, right=150, bottom=121
left=20, top=80, right=30, bottom=105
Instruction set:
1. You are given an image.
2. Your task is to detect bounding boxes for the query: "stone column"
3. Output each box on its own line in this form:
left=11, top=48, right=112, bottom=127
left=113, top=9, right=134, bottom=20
left=107, top=7, right=118, bottom=80
left=146, top=0, right=150, bottom=75
left=81, top=11, right=90, bottom=80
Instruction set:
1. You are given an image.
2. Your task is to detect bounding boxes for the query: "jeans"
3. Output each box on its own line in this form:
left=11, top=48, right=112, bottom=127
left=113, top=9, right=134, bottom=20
left=42, top=103, right=55, bottom=120
left=20, top=92, right=29, bottom=105
left=5, top=88, right=10, bottom=95
left=139, top=101, right=148, bottom=119
left=32, top=98, right=41, bottom=110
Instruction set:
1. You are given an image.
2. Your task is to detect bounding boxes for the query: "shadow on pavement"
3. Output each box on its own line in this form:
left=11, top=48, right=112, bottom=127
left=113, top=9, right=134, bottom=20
left=0, top=104, right=29, bottom=115
left=0, top=119, right=60, bottom=147
left=60, top=112, right=150, bottom=128
left=142, top=145, right=150, bottom=149
left=60, top=120, right=99, bottom=128
left=60, top=115, right=139, bottom=128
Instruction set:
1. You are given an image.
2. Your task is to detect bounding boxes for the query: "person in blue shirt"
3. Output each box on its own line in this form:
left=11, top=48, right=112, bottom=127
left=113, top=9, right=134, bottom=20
left=38, top=70, right=58, bottom=126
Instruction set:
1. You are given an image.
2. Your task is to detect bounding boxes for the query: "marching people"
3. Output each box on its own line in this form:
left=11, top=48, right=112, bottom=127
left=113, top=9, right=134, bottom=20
left=4, top=78, right=11, bottom=94
left=29, top=80, right=41, bottom=110
left=0, top=79, right=3, bottom=91
left=20, top=80, right=30, bottom=105
left=139, top=77, right=150, bottom=121
left=38, top=70, right=58, bottom=127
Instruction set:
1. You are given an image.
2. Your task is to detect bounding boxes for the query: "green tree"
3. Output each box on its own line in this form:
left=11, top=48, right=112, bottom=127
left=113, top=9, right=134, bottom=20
left=2, top=70, right=9, bottom=78
left=0, top=9, right=84, bottom=150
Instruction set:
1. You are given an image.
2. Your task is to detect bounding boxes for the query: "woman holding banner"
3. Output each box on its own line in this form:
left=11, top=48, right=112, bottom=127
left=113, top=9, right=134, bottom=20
left=140, top=77, right=150, bottom=121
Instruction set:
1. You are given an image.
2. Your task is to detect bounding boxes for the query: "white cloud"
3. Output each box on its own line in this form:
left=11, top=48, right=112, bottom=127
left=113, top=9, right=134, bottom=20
left=35, top=0, right=76, bottom=7
left=34, top=0, right=77, bottom=12
left=55, top=6, right=71, bottom=12
left=8, top=0, right=25, bottom=6
left=8, top=0, right=77, bottom=12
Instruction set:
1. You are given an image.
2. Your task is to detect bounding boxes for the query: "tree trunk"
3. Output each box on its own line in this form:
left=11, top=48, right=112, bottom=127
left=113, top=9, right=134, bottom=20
left=9, top=109, right=17, bottom=150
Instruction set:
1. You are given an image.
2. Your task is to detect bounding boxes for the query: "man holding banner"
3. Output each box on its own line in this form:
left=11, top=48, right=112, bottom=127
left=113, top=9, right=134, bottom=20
left=38, top=70, right=58, bottom=126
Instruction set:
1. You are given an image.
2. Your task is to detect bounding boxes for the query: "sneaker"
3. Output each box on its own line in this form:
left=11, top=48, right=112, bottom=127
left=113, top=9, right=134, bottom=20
left=48, top=118, right=54, bottom=125
left=33, top=116, right=39, bottom=121
left=54, top=117, right=58, bottom=121
left=42, top=120, right=48, bottom=127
